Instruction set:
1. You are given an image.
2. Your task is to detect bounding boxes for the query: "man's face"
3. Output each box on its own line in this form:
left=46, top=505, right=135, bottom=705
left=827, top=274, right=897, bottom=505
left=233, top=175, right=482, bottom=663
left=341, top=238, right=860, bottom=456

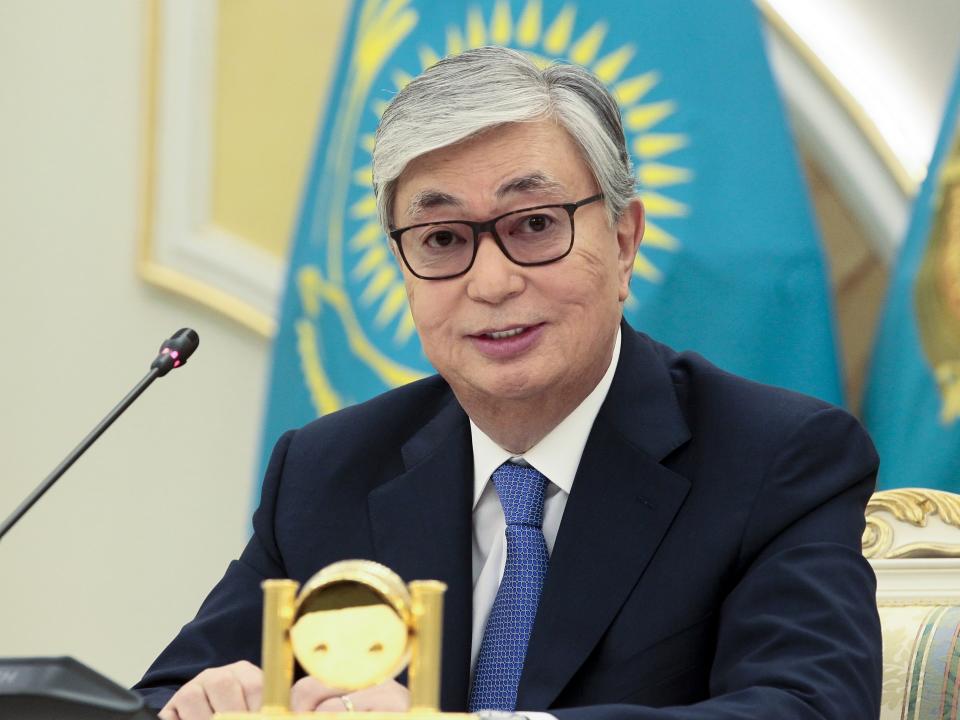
left=392, top=120, right=643, bottom=413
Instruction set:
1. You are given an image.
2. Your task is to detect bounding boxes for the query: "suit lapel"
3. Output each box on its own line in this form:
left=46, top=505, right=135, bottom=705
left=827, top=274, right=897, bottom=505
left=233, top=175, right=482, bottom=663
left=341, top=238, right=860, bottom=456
left=367, top=396, right=474, bottom=712
left=517, top=326, right=692, bottom=710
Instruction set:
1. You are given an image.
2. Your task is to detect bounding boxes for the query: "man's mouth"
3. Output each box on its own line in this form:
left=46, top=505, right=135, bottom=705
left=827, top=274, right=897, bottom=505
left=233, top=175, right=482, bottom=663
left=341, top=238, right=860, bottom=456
left=468, top=323, right=545, bottom=358
left=486, top=327, right=527, bottom=340
left=472, top=324, right=541, bottom=340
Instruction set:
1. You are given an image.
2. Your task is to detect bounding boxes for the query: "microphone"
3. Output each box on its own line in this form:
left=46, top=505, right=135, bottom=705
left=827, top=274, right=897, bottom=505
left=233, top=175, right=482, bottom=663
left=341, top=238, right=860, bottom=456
left=0, top=328, right=200, bottom=542
left=150, top=327, right=200, bottom=376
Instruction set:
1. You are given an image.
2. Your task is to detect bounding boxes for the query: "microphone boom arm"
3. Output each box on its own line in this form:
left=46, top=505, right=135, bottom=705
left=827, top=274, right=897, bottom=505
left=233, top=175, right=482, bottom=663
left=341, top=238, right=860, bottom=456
left=0, top=328, right=198, bottom=542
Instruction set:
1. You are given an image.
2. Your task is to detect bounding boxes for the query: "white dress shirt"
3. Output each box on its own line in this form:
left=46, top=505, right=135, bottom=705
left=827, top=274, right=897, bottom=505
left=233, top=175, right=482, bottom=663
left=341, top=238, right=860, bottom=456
left=468, top=328, right=621, bottom=719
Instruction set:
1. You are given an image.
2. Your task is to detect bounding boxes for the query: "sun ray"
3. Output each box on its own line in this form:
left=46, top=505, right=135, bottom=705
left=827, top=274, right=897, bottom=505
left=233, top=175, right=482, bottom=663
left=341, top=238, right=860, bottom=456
left=593, top=45, right=634, bottom=84
left=373, top=0, right=412, bottom=29
left=371, top=2, right=418, bottom=60
left=375, top=285, right=408, bottom=328
left=359, top=133, right=376, bottom=153
left=395, top=310, right=417, bottom=344
left=543, top=4, right=576, bottom=55
left=517, top=0, right=542, bottom=47
left=372, top=99, right=390, bottom=118
left=491, top=0, right=512, bottom=45
left=467, top=7, right=486, bottom=48
left=357, top=0, right=379, bottom=34
left=388, top=0, right=412, bottom=16
left=633, top=133, right=687, bottom=159
left=613, top=72, right=659, bottom=106
left=569, top=21, right=607, bottom=66
left=352, top=245, right=389, bottom=279
left=418, top=45, right=440, bottom=70
left=633, top=252, right=663, bottom=282
left=349, top=220, right=385, bottom=252
left=446, top=26, right=464, bottom=55
left=350, top=194, right=378, bottom=219
left=361, top=267, right=397, bottom=305
left=353, top=165, right=373, bottom=187
left=392, top=69, right=414, bottom=91
left=640, top=191, right=689, bottom=217
left=638, top=162, right=693, bottom=188
left=625, top=101, right=676, bottom=132
left=642, top=221, right=680, bottom=251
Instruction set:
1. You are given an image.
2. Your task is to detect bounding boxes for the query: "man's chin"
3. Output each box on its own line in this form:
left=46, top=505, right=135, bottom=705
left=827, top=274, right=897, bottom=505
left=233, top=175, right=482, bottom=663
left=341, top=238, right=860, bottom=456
left=455, top=371, right=551, bottom=406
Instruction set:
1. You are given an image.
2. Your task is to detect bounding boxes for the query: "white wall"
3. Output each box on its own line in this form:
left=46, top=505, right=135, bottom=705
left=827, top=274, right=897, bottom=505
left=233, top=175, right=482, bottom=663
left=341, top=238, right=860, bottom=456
left=0, top=0, right=269, bottom=685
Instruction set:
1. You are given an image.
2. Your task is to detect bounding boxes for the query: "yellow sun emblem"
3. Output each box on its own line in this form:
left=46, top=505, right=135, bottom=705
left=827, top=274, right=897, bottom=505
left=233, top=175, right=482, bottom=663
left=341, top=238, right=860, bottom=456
left=347, top=0, right=692, bottom=347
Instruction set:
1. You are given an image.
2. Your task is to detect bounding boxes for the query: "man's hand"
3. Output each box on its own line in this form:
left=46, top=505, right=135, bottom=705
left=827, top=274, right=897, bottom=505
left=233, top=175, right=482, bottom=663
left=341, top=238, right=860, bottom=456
left=158, top=664, right=408, bottom=718
left=290, top=677, right=410, bottom=712
left=158, top=661, right=262, bottom=720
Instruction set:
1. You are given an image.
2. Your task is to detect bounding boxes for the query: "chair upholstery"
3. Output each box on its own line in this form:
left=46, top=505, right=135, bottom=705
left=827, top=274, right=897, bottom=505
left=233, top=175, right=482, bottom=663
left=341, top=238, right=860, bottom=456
left=864, top=489, right=960, bottom=719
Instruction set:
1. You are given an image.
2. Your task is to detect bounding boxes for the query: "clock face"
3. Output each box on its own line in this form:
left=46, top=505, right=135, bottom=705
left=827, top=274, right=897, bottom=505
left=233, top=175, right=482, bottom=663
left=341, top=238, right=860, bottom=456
left=290, top=580, right=411, bottom=691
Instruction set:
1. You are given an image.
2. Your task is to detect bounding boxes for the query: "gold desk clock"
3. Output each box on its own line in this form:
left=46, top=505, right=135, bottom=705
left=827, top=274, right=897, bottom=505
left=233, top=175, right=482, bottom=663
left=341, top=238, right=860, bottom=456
left=215, top=559, right=482, bottom=720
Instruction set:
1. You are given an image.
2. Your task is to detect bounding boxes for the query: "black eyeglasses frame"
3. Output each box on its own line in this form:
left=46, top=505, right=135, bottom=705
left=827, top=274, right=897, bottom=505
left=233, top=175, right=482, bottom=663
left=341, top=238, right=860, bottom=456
left=388, top=193, right=605, bottom=280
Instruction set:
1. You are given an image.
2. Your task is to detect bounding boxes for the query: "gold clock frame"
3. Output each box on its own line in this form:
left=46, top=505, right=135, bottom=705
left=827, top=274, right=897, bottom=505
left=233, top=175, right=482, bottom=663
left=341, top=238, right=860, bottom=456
left=215, top=559, right=475, bottom=719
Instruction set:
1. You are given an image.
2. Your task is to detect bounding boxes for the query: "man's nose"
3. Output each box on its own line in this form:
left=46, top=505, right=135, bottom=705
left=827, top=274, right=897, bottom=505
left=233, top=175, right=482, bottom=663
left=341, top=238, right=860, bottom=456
left=465, top=231, right=525, bottom=304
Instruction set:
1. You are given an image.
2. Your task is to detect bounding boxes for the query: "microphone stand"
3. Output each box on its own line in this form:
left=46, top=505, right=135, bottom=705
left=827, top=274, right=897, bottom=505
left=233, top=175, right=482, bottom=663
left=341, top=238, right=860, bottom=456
left=0, top=369, right=160, bottom=542
left=0, top=327, right=198, bottom=543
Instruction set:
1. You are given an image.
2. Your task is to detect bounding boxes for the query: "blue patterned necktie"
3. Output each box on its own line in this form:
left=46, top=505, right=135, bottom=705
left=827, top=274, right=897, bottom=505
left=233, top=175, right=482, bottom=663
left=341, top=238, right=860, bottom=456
left=469, top=461, right=550, bottom=712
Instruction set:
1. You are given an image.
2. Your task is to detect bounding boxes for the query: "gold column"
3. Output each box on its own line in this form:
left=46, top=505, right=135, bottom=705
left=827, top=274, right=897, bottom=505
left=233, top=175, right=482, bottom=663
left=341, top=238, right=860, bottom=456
left=407, top=580, right=447, bottom=713
left=260, top=579, right=299, bottom=713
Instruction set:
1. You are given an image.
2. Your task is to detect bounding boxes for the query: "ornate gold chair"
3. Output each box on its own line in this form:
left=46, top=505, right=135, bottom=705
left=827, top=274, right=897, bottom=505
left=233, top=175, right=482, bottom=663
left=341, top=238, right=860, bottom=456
left=864, top=489, right=960, bottom=719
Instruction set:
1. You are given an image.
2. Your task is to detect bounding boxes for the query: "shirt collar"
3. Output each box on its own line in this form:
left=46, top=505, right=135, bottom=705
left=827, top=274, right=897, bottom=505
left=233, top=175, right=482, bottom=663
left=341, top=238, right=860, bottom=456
left=469, top=327, right=622, bottom=508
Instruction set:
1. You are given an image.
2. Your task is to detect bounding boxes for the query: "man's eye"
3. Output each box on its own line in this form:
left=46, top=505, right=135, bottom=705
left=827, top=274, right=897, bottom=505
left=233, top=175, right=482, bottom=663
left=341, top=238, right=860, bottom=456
left=518, top=214, right=553, bottom=233
left=424, top=229, right=462, bottom=248
left=314, top=643, right=328, bottom=652
left=368, top=642, right=384, bottom=653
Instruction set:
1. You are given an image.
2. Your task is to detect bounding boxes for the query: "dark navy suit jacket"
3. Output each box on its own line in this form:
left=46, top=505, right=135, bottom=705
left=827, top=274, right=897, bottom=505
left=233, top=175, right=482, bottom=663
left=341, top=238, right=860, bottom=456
left=135, top=324, right=882, bottom=718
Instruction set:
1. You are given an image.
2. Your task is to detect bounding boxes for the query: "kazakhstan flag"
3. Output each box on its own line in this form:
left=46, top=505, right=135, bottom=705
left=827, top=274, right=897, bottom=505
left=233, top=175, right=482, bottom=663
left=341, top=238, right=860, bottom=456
left=261, top=0, right=842, bottom=470
left=863, top=63, right=960, bottom=491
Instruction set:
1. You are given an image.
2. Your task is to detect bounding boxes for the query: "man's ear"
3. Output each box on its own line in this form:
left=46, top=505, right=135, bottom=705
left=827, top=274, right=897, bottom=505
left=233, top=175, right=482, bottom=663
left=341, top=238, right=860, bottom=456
left=616, top=198, right=645, bottom=302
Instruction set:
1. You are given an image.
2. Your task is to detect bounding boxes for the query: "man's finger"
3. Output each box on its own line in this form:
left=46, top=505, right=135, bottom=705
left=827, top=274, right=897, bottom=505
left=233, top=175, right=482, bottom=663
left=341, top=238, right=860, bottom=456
left=164, top=681, right=214, bottom=720
left=157, top=706, right=181, bottom=720
left=326, top=680, right=409, bottom=712
left=289, top=676, right=342, bottom=712
left=227, top=660, right=263, bottom=711
left=201, top=669, right=248, bottom=712
left=315, top=695, right=352, bottom=712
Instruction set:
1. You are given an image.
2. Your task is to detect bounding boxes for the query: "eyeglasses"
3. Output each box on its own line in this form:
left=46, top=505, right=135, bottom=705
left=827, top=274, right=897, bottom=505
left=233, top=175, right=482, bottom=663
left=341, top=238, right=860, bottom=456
left=389, top=194, right=604, bottom=280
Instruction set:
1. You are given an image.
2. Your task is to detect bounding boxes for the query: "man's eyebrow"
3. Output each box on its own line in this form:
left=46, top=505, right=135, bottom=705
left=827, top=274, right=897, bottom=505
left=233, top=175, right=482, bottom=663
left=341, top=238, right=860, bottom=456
left=495, top=173, right=567, bottom=198
left=405, top=190, right=464, bottom=220
left=403, top=174, right=567, bottom=222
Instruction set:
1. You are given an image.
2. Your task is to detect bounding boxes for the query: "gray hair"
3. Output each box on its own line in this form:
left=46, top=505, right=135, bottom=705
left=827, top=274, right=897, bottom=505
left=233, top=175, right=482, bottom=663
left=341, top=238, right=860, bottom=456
left=372, top=46, right=635, bottom=230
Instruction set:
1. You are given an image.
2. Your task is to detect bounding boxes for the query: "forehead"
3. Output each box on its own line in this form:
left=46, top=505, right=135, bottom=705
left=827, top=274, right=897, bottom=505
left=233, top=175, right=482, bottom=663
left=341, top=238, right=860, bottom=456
left=393, top=121, right=595, bottom=220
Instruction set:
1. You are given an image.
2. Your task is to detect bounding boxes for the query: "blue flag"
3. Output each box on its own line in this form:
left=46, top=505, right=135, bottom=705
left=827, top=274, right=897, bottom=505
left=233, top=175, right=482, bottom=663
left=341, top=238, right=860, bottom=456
left=261, top=0, right=842, bottom=474
left=863, top=63, right=960, bottom=490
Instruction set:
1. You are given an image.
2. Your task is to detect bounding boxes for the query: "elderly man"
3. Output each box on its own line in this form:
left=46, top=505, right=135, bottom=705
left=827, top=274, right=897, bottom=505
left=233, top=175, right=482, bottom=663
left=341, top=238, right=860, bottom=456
left=136, top=47, right=881, bottom=719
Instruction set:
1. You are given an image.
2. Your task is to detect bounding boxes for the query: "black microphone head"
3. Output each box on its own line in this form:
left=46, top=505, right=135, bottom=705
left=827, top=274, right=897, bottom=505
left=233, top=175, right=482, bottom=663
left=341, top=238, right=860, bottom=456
left=150, top=328, right=199, bottom=376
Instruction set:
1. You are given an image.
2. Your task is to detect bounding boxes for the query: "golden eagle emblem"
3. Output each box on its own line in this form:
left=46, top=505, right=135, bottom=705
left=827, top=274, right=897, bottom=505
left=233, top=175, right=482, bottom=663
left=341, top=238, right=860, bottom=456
left=916, top=125, right=960, bottom=424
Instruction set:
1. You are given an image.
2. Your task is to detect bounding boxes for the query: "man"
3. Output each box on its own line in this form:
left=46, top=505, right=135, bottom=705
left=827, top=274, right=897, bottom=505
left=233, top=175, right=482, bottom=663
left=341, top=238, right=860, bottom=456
left=136, top=47, right=881, bottom=719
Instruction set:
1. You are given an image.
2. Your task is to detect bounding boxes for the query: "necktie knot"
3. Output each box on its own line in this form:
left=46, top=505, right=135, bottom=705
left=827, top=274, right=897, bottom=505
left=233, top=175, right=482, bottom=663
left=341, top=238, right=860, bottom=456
left=492, top=461, right=548, bottom=528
